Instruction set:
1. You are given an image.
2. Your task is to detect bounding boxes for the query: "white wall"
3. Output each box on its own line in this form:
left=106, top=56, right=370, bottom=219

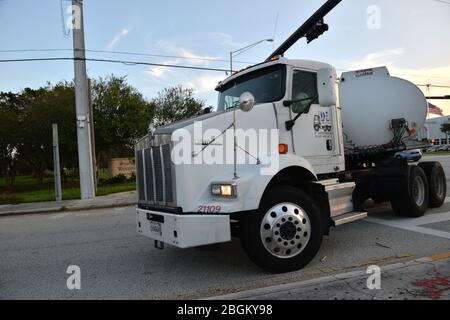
left=418, top=116, right=450, bottom=145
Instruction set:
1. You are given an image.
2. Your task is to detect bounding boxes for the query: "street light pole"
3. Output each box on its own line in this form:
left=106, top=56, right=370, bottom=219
left=229, top=38, right=273, bottom=74
left=230, top=51, right=233, bottom=75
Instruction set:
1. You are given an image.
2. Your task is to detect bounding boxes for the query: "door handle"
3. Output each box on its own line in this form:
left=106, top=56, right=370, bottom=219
left=326, top=139, right=333, bottom=151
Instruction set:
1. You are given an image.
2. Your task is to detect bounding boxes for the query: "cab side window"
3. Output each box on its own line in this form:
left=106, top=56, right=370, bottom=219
left=291, top=70, right=318, bottom=114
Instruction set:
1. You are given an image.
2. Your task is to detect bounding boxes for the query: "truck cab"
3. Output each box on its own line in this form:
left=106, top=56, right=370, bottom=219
left=216, top=58, right=345, bottom=175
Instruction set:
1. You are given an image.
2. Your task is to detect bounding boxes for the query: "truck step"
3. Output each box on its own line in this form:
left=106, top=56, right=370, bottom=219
left=319, top=181, right=356, bottom=217
left=332, top=211, right=367, bottom=226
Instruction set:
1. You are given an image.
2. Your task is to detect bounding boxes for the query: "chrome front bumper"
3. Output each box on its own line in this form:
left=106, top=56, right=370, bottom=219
left=136, top=209, right=231, bottom=248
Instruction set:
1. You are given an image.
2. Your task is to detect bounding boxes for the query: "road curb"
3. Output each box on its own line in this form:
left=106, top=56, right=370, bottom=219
left=0, top=199, right=136, bottom=217
left=204, top=252, right=450, bottom=300
left=0, top=206, right=65, bottom=217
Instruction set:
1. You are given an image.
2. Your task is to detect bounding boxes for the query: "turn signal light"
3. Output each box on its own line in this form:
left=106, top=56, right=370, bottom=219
left=279, top=144, right=289, bottom=154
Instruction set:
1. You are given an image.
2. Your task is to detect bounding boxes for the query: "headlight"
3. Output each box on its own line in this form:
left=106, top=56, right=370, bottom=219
left=211, top=183, right=237, bottom=198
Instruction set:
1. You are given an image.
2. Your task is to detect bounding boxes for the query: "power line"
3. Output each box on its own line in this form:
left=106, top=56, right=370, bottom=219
left=430, top=0, right=450, bottom=5
left=0, top=48, right=254, bottom=65
left=86, top=49, right=252, bottom=64
left=0, top=57, right=230, bottom=72
left=0, top=56, right=449, bottom=84
left=2, top=48, right=450, bottom=80
left=417, top=84, right=450, bottom=89
left=336, top=67, right=450, bottom=81
left=0, top=49, right=72, bottom=53
left=394, top=72, right=450, bottom=80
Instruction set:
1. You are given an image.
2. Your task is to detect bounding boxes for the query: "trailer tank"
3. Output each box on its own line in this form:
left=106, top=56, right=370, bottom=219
left=339, top=67, right=428, bottom=148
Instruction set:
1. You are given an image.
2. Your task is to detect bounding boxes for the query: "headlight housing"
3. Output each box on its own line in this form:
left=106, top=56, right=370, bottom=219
left=211, top=183, right=237, bottom=198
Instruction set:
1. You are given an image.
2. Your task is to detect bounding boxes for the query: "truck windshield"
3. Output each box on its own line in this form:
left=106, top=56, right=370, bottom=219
left=217, top=65, right=285, bottom=111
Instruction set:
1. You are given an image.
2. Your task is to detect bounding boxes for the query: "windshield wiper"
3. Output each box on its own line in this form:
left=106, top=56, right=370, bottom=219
left=284, top=96, right=318, bottom=131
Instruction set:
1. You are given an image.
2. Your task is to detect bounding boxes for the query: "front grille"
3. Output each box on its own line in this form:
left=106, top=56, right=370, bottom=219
left=136, top=135, right=176, bottom=206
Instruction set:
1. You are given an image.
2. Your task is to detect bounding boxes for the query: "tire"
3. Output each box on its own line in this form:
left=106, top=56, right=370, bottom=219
left=241, top=185, right=323, bottom=273
left=391, top=166, right=429, bottom=217
left=419, top=162, right=447, bottom=208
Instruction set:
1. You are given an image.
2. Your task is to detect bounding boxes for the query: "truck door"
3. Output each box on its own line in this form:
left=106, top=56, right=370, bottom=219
left=290, top=69, right=337, bottom=158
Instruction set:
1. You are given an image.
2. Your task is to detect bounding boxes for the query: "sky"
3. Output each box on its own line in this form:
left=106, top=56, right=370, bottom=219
left=0, top=0, right=449, bottom=114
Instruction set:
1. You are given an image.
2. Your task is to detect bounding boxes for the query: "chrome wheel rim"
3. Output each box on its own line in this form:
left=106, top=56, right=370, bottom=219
left=412, top=176, right=426, bottom=206
left=260, top=203, right=311, bottom=259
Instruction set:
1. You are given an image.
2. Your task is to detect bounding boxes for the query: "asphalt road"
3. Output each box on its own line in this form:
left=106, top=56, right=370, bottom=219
left=0, top=156, right=449, bottom=300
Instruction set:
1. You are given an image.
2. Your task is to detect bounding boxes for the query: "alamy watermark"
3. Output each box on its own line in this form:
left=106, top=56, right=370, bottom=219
left=366, top=265, right=382, bottom=290
left=66, top=265, right=81, bottom=290
left=65, top=3, right=82, bottom=30
left=170, top=122, right=280, bottom=176
left=367, top=5, right=381, bottom=30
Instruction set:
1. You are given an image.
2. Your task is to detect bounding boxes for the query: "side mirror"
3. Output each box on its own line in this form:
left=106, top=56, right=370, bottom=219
left=317, top=67, right=338, bottom=107
left=239, top=92, right=255, bottom=112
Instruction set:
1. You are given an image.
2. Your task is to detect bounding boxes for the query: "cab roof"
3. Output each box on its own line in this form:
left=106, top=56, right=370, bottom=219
left=215, top=58, right=333, bottom=91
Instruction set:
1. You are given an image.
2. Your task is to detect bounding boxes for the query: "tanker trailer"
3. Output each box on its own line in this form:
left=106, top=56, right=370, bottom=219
left=340, top=67, right=428, bottom=150
left=337, top=67, right=446, bottom=218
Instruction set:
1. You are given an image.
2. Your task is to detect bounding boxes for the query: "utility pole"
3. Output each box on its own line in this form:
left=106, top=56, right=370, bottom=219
left=72, top=0, right=95, bottom=199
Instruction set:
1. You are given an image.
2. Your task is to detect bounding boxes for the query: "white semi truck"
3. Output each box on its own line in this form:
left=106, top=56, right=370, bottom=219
left=135, top=0, right=447, bottom=272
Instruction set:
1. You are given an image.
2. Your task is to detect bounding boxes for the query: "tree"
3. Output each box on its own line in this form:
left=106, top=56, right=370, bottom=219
left=17, top=83, right=78, bottom=183
left=440, top=123, right=450, bottom=135
left=0, top=92, right=21, bottom=186
left=91, top=75, right=154, bottom=166
left=440, top=122, right=450, bottom=144
left=152, top=86, right=204, bottom=126
left=0, top=78, right=205, bottom=186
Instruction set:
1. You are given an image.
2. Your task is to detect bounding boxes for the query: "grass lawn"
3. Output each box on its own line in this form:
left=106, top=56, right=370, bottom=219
left=0, top=173, right=136, bottom=205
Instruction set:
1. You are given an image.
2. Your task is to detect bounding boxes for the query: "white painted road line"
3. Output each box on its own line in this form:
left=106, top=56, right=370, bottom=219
left=366, top=216, right=450, bottom=239
left=409, top=211, right=450, bottom=225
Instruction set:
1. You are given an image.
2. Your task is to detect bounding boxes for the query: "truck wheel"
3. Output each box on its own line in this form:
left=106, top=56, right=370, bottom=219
left=241, top=186, right=323, bottom=273
left=419, top=162, right=447, bottom=208
left=391, top=166, right=429, bottom=217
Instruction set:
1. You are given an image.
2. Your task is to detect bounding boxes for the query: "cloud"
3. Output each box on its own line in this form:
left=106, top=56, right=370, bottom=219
left=146, top=66, right=166, bottom=78
left=344, top=48, right=404, bottom=71
left=144, top=60, right=177, bottom=78
left=144, top=43, right=220, bottom=79
left=207, top=32, right=243, bottom=49
left=106, top=28, right=132, bottom=51
left=154, top=41, right=220, bottom=64
left=184, top=74, right=224, bottom=93
left=177, top=48, right=218, bottom=66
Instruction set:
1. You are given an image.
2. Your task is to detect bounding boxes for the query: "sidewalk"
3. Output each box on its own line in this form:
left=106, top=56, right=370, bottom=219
left=0, top=191, right=137, bottom=217
left=206, top=253, right=450, bottom=300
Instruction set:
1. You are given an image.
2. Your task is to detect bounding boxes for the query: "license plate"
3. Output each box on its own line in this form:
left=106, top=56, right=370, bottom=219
left=150, top=221, right=162, bottom=236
